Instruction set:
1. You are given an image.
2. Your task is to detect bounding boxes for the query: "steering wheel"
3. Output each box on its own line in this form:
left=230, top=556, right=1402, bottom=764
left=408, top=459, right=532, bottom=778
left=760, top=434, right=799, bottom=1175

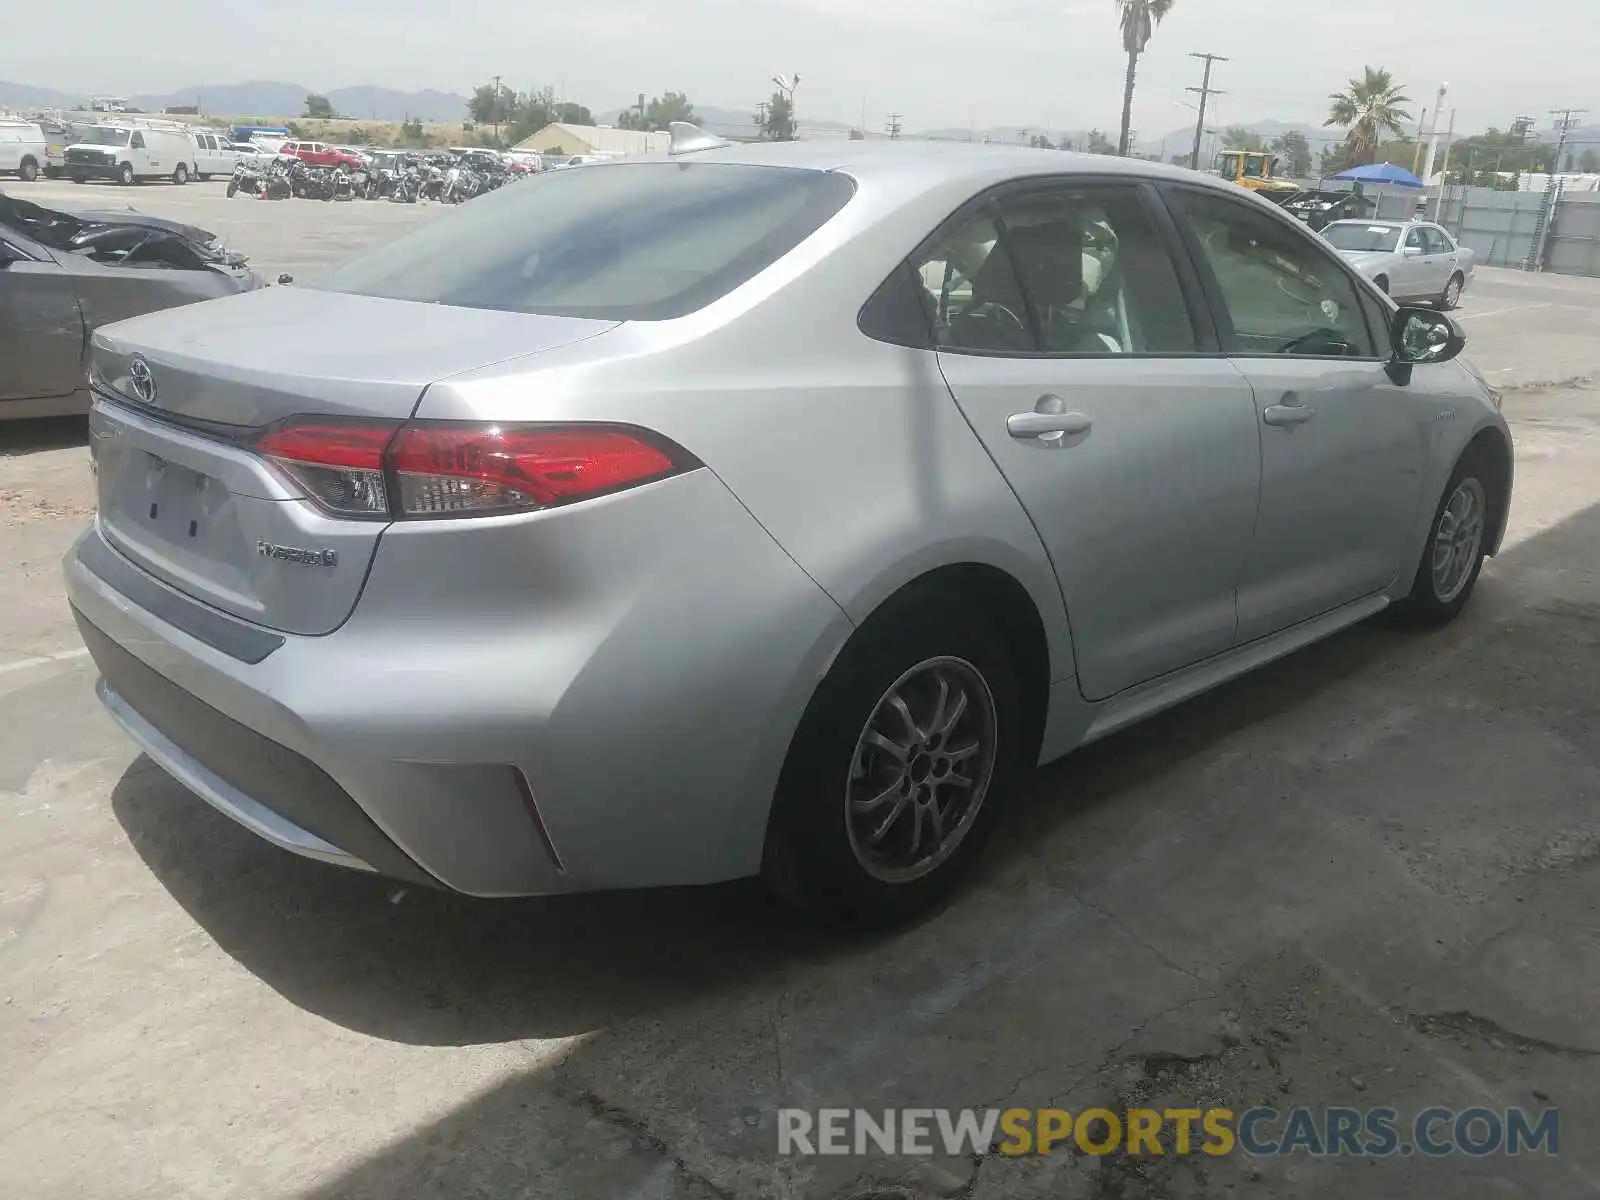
left=961, top=300, right=1027, bottom=334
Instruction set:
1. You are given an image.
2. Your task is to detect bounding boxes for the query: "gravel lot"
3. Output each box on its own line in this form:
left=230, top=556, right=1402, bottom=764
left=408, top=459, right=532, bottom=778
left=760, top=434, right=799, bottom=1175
left=3, top=181, right=1600, bottom=1200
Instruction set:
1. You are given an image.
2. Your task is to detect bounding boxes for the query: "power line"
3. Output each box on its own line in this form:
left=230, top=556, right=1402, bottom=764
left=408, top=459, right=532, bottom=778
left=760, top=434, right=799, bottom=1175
left=886, top=113, right=903, bottom=140
left=1186, top=53, right=1229, bottom=171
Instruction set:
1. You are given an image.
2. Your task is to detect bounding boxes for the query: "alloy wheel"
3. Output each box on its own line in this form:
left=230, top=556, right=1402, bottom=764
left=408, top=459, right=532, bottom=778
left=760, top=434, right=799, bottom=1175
left=1443, top=278, right=1463, bottom=309
left=1431, top=477, right=1486, bottom=603
left=844, top=656, right=998, bottom=884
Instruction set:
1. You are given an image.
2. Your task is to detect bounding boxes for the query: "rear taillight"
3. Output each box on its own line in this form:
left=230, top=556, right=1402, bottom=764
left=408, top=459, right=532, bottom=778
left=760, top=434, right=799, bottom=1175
left=254, top=420, right=689, bottom=520
left=255, top=422, right=392, bottom=517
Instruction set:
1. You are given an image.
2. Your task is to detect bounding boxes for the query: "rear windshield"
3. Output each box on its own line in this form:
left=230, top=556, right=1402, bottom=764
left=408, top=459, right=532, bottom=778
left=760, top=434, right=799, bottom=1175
left=1322, top=223, right=1402, bottom=253
left=310, top=161, right=856, bottom=320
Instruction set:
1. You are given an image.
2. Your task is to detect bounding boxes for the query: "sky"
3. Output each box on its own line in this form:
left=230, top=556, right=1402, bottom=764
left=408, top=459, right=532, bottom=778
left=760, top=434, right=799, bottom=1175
left=4, top=0, right=1591, bottom=139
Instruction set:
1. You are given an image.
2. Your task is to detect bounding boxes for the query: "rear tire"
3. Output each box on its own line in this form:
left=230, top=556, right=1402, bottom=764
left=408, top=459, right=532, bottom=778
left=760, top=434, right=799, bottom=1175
left=1394, top=451, right=1494, bottom=628
left=18, top=157, right=38, bottom=182
left=226, top=178, right=238, bottom=198
left=1438, top=272, right=1465, bottom=311
left=763, top=594, right=1025, bottom=926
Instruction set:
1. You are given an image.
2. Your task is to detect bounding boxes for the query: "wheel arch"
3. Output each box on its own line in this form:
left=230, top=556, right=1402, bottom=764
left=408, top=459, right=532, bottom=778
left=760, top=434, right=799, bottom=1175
left=826, top=559, right=1056, bottom=772
left=1461, top=424, right=1514, bottom=556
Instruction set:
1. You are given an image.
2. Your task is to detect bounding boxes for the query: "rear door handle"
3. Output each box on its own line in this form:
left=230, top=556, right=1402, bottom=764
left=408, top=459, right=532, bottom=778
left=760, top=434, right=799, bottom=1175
left=1263, top=396, right=1315, bottom=428
left=1007, top=412, right=1094, bottom=441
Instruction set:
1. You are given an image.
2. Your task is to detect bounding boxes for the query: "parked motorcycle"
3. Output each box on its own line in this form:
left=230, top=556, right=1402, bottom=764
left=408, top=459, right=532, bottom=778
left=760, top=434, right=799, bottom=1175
left=332, top=166, right=363, bottom=201
left=389, top=162, right=423, bottom=203
left=225, top=160, right=256, bottom=199
left=440, top=165, right=482, bottom=205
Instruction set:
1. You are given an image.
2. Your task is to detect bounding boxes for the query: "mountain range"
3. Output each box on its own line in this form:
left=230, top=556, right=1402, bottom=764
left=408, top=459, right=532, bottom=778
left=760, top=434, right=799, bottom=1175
left=0, top=79, right=471, bottom=123
left=9, top=79, right=1596, bottom=153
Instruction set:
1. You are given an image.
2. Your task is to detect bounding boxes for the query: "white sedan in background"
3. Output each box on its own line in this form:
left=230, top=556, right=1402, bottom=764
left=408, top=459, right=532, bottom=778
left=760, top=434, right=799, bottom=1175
left=1321, top=219, right=1477, bottom=310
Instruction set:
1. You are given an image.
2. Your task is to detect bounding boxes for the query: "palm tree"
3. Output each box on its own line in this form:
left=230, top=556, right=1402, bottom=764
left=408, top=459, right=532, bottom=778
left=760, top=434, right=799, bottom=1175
left=1325, top=67, right=1412, bottom=166
left=1116, top=0, right=1174, bottom=157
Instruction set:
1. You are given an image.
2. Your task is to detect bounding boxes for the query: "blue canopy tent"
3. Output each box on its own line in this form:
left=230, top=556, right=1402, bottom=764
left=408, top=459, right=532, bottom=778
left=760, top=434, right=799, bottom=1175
left=1333, top=162, right=1425, bottom=189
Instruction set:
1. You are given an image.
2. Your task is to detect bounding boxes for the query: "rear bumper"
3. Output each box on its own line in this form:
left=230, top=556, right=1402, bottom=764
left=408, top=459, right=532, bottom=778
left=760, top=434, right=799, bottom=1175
left=65, top=469, right=851, bottom=897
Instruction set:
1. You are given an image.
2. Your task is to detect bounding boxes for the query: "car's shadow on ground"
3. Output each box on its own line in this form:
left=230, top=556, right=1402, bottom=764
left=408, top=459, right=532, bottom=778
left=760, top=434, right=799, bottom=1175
left=111, top=606, right=1409, bottom=1050
left=0, top=415, right=87, bottom=455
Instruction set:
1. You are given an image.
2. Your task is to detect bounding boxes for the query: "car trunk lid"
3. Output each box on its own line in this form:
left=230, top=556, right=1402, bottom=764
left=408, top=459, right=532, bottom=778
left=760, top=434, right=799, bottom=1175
left=89, top=289, right=618, bottom=635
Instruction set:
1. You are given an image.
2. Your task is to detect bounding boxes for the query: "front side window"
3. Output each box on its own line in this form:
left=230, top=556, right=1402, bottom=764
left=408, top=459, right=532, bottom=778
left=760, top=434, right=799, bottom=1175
left=130, top=133, right=145, bottom=150
left=312, top=162, right=855, bottom=321
left=1174, top=188, right=1376, bottom=358
left=1425, top=228, right=1455, bottom=255
left=1406, top=227, right=1428, bottom=252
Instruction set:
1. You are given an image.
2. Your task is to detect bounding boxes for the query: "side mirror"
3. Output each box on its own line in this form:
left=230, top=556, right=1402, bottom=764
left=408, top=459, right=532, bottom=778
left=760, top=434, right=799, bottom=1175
left=1387, top=306, right=1465, bottom=383
left=1403, top=245, right=1424, bottom=258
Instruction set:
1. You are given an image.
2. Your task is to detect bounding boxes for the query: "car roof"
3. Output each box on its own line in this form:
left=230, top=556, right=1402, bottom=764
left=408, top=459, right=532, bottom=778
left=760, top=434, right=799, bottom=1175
left=613, top=138, right=1257, bottom=198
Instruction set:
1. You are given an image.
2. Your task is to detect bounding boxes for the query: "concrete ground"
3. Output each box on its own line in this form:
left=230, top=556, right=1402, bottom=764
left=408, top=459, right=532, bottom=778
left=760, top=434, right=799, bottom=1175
left=15, top=175, right=441, bottom=281
left=3, top=185, right=1600, bottom=1200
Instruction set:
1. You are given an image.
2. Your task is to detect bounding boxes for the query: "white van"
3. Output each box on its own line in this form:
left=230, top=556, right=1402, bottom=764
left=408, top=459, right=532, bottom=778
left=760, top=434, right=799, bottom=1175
left=63, top=121, right=199, bottom=185
left=0, top=120, right=47, bottom=182
left=189, top=130, right=238, bottom=180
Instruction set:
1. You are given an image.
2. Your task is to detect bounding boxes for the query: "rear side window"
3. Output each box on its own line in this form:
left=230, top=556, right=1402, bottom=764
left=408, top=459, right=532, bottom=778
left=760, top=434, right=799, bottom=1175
left=311, top=162, right=855, bottom=320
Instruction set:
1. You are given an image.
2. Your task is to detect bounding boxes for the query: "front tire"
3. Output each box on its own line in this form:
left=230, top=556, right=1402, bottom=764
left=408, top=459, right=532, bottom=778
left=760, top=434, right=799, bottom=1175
left=764, top=595, right=1025, bottom=925
left=118, top=162, right=135, bottom=186
left=18, top=157, right=38, bottom=182
left=1396, top=454, right=1494, bottom=627
left=172, top=163, right=188, bottom=185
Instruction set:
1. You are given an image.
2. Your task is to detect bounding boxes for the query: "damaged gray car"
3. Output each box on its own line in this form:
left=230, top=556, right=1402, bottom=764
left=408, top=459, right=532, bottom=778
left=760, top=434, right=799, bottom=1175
left=1, top=189, right=261, bottom=420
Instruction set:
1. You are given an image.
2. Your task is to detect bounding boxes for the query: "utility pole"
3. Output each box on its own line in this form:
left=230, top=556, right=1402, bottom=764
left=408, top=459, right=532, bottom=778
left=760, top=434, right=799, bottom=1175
left=1187, top=53, right=1228, bottom=171
left=1524, top=108, right=1588, bottom=272
left=886, top=113, right=903, bottom=140
left=1550, top=107, right=1586, bottom=172
left=637, top=92, right=647, bottom=129
left=1433, top=107, right=1457, bottom=220
left=1420, top=83, right=1450, bottom=182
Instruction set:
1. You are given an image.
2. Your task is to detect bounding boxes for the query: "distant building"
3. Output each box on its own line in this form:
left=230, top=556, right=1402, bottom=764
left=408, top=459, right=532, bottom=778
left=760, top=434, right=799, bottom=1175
left=512, top=123, right=669, bottom=157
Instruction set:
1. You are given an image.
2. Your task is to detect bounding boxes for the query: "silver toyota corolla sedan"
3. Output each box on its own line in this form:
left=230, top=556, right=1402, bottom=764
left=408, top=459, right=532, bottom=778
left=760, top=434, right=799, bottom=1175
left=65, top=130, right=1513, bottom=923
left=1321, top=218, right=1477, bottom=310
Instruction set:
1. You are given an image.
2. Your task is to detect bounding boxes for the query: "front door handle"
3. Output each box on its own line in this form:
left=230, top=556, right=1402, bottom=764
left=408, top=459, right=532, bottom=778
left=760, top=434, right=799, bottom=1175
left=1263, top=397, right=1315, bottom=428
left=1007, top=411, right=1094, bottom=441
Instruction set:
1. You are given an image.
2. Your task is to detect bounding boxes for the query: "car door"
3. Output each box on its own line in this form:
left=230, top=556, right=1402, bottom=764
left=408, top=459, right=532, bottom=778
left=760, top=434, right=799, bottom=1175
left=1424, top=226, right=1459, bottom=289
left=1397, top=226, right=1438, bottom=300
left=0, top=238, right=85, bottom=401
left=1164, top=185, right=1430, bottom=642
left=925, top=180, right=1262, bottom=700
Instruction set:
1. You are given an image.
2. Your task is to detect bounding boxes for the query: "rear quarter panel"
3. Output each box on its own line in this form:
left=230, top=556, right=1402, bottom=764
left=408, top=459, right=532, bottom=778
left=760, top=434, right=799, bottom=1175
left=417, top=165, right=1078, bottom=688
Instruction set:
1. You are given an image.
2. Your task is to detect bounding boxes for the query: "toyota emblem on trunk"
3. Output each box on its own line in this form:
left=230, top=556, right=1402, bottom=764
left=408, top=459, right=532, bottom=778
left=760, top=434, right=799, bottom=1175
left=128, top=355, right=157, bottom=404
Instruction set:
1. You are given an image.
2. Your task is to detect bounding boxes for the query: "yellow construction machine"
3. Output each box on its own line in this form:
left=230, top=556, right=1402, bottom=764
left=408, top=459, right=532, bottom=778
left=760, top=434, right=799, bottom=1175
left=1213, top=149, right=1374, bottom=231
